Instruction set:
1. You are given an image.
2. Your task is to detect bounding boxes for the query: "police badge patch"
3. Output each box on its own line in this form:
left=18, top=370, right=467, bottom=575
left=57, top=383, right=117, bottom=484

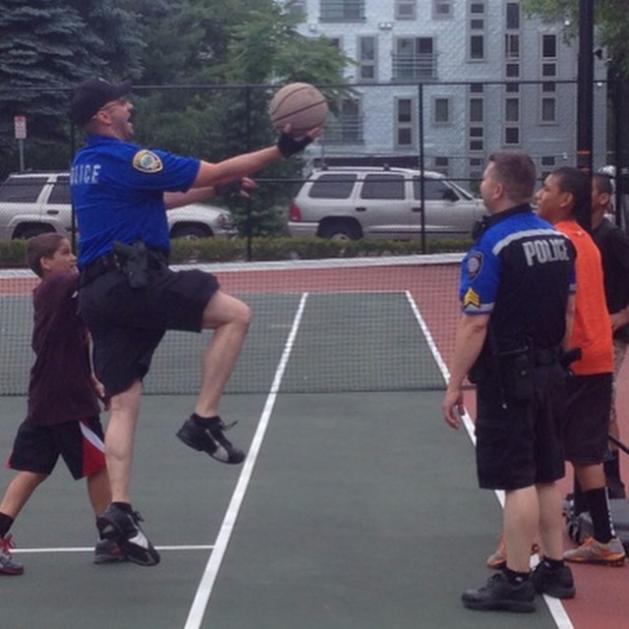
left=132, top=150, right=163, bottom=173
left=467, top=251, right=483, bottom=280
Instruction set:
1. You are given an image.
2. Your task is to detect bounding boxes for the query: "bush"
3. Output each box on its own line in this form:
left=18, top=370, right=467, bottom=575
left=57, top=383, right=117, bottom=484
left=0, top=240, right=27, bottom=268
left=0, top=236, right=470, bottom=269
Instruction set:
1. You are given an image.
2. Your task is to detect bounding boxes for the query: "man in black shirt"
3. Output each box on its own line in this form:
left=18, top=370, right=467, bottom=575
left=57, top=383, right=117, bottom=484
left=592, top=173, right=629, bottom=498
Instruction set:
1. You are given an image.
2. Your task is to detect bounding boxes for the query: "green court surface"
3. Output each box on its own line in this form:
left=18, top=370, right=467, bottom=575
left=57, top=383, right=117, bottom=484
left=0, top=279, right=567, bottom=627
left=1, top=392, right=562, bottom=629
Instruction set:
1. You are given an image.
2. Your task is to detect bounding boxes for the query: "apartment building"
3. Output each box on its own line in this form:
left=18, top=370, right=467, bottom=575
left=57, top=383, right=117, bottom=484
left=286, top=0, right=608, bottom=183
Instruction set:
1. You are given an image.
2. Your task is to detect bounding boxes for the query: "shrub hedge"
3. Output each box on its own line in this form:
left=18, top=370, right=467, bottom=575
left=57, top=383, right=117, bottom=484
left=0, top=236, right=470, bottom=268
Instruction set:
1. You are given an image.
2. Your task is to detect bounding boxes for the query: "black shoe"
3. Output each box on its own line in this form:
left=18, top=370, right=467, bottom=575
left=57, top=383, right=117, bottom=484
left=177, top=415, right=245, bottom=464
left=96, top=504, right=160, bottom=567
left=462, top=573, right=535, bottom=613
left=531, top=561, right=575, bottom=599
left=94, top=538, right=126, bottom=565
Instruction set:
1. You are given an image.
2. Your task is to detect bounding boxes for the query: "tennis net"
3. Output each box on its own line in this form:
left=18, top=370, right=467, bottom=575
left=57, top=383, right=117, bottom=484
left=0, top=254, right=463, bottom=396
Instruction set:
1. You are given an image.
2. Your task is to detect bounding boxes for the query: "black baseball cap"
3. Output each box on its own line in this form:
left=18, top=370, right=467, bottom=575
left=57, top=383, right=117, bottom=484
left=70, top=78, right=132, bottom=125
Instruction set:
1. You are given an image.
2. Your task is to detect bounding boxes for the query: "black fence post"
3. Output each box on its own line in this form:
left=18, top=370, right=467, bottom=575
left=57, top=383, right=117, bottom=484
left=418, top=83, right=426, bottom=255
left=69, top=121, right=77, bottom=253
left=245, top=86, right=253, bottom=262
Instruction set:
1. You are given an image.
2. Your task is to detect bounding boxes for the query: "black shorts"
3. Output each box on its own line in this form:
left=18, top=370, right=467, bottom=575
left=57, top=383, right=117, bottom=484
left=78, top=266, right=220, bottom=396
left=563, top=373, right=612, bottom=465
left=7, top=416, right=106, bottom=480
left=475, top=365, right=565, bottom=491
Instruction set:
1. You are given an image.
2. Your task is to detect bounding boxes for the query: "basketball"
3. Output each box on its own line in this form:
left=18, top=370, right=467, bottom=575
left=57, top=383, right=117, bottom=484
left=269, top=82, right=328, bottom=136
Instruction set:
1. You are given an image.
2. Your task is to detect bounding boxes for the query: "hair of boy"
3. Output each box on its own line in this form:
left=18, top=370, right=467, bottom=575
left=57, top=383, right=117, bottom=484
left=592, top=172, right=614, bottom=196
left=487, top=151, right=537, bottom=205
left=551, top=166, right=590, bottom=218
left=26, top=233, right=66, bottom=277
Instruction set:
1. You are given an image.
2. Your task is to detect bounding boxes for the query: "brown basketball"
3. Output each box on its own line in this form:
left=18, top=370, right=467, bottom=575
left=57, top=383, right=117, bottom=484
left=269, top=82, right=328, bottom=136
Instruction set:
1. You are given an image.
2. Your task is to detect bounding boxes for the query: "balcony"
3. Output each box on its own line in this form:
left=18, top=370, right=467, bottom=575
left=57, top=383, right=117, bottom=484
left=320, top=0, right=365, bottom=22
left=392, top=54, right=438, bottom=81
left=324, top=114, right=364, bottom=144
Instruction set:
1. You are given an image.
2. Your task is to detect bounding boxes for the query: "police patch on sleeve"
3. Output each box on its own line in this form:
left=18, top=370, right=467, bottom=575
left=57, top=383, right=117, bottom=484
left=467, top=251, right=483, bottom=280
left=132, top=150, right=163, bottom=173
left=463, top=287, right=481, bottom=309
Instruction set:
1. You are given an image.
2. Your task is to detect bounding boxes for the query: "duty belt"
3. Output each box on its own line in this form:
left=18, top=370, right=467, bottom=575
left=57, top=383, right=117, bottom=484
left=79, top=248, right=168, bottom=287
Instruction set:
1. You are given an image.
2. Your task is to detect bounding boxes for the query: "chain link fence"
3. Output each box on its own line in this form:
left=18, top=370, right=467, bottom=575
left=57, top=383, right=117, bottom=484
left=0, top=79, right=627, bottom=255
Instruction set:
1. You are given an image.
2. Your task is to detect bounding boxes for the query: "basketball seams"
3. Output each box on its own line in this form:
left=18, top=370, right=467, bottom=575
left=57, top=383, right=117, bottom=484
left=269, top=82, right=328, bottom=134
left=269, top=84, right=313, bottom=117
left=271, top=100, right=328, bottom=129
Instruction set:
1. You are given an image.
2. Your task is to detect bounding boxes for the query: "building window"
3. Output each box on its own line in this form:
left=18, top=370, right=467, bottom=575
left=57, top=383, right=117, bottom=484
left=542, top=34, right=557, bottom=58
left=541, top=97, right=557, bottom=123
left=433, top=1, right=452, bottom=18
left=506, top=2, right=520, bottom=29
left=506, top=63, right=520, bottom=78
left=470, top=83, right=484, bottom=93
left=395, top=98, right=416, bottom=148
left=542, top=63, right=557, bottom=77
left=505, top=98, right=519, bottom=122
left=469, top=98, right=483, bottom=122
left=326, top=36, right=343, bottom=51
left=393, top=37, right=437, bottom=80
left=320, top=0, right=365, bottom=22
left=395, top=0, right=416, bottom=20
left=506, top=82, right=520, bottom=93
left=505, top=127, right=520, bottom=145
left=325, top=98, right=363, bottom=144
left=287, top=0, right=306, bottom=19
left=468, top=1, right=485, bottom=61
left=433, top=97, right=451, bottom=124
left=470, top=35, right=484, bottom=60
left=505, top=34, right=519, bottom=60
left=358, top=36, right=377, bottom=82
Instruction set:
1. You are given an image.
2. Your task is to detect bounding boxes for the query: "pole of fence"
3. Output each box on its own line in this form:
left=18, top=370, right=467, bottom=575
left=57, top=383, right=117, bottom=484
left=245, top=86, right=253, bottom=262
left=576, top=0, right=594, bottom=232
left=70, top=122, right=77, bottom=252
left=613, top=77, right=624, bottom=228
left=418, top=83, right=426, bottom=255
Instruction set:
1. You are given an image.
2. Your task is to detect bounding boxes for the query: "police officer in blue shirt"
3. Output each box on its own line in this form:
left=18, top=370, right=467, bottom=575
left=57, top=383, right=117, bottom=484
left=69, top=77, right=319, bottom=566
left=441, top=152, right=577, bottom=612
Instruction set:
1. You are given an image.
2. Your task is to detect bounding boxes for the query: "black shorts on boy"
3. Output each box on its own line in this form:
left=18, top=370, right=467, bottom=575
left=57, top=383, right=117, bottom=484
left=8, top=416, right=106, bottom=480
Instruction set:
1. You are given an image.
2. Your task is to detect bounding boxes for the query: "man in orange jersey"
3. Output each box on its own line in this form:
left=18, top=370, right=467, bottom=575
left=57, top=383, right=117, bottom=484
left=536, top=167, right=626, bottom=566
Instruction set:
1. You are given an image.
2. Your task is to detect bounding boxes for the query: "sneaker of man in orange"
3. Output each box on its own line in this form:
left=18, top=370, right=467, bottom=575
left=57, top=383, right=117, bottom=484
left=486, top=535, right=540, bottom=570
left=0, top=534, right=24, bottom=576
left=563, top=536, right=626, bottom=566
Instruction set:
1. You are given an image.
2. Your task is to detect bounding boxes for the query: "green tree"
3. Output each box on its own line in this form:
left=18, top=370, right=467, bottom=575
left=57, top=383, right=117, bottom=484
left=0, top=0, right=145, bottom=177
left=131, top=0, right=350, bottom=236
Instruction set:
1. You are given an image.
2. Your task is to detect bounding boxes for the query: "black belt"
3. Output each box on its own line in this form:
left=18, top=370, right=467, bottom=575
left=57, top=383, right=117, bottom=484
left=79, top=248, right=169, bottom=287
left=79, top=254, right=120, bottom=286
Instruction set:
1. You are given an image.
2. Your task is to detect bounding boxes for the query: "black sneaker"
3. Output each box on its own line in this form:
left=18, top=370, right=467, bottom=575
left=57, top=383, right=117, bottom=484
left=531, top=561, right=575, bottom=599
left=94, top=538, right=126, bottom=565
left=462, top=573, right=535, bottom=613
left=96, top=504, right=160, bottom=567
left=176, top=415, right=245, bottom=464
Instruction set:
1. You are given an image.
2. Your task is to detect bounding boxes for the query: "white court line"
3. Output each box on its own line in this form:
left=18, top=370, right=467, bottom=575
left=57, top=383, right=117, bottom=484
left=405, top=291, right=574, bottom=629
left=183, top=292, right=309, bottom=629
left=13, top=544, right=214, bottom=554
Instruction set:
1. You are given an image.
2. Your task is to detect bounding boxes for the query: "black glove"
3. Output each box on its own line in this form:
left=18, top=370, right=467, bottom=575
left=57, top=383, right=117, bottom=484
left=214, top=179, right=244, bottom=198
left=277, top=132, right=314, bottom=158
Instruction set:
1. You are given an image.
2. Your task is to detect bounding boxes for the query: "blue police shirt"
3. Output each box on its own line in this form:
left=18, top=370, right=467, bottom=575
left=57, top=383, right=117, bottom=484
left=70, top=135, right=200, bottom=267
left=459, top=204, right=576, bottom=351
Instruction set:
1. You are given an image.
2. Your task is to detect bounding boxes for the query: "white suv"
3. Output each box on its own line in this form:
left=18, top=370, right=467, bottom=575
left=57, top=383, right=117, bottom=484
left=288, top=166, right=483, bottom=240
left=0, top=172, right=237, bottom=240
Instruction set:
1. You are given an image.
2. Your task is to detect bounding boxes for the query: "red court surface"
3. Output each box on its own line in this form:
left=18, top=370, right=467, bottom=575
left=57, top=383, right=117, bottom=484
left=462, top=357, right=629, bottom=629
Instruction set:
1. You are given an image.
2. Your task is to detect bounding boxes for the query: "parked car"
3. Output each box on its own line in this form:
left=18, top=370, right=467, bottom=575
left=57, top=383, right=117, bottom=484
left=288, top=166, right=483, bottom=240
left=0, top=172, right=237, bottom=240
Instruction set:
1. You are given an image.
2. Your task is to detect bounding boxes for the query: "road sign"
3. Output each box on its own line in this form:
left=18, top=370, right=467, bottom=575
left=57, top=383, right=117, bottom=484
left=14, top=116, right=27, bottom=140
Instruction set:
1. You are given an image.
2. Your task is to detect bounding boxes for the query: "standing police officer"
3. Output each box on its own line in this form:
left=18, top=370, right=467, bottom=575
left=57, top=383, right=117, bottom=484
left=69, top=78, right=319, bottom=566
left=442, top=152, right=576, bottom=612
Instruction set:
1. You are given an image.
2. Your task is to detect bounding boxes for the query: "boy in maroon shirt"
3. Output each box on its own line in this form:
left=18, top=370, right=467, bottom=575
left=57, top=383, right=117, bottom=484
left=0, top=234, right=121, bottom=575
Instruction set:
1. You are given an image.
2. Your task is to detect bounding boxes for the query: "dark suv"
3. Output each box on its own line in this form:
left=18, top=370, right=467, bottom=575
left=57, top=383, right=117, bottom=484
left=0, top=172, right=236, bottom=240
